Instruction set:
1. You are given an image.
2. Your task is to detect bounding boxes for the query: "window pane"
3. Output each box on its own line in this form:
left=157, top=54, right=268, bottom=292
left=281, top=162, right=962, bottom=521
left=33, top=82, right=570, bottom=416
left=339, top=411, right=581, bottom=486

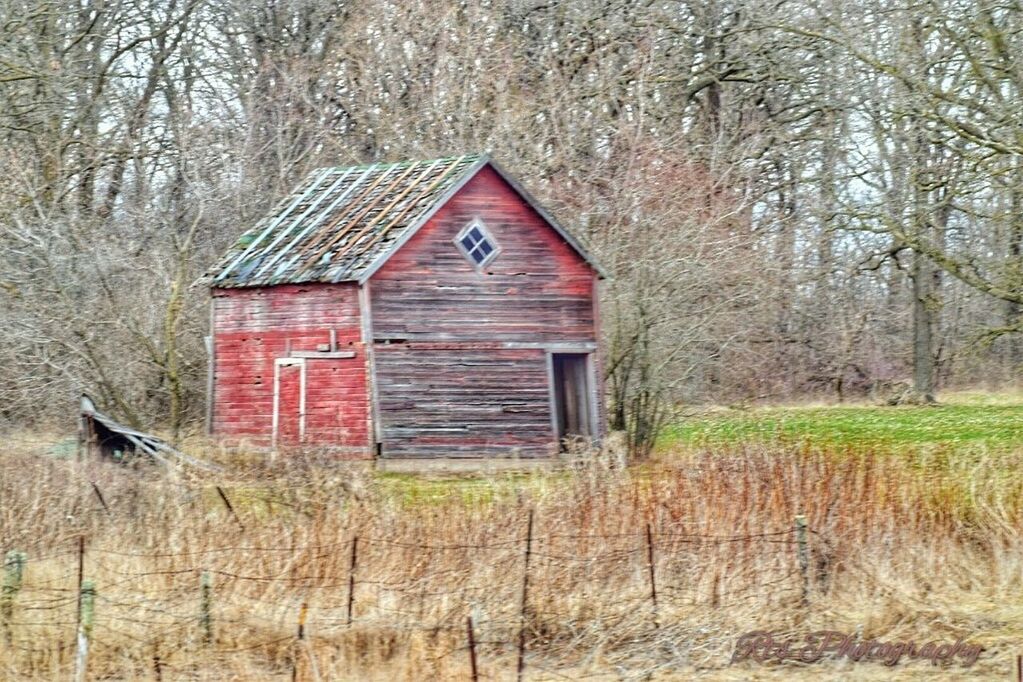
left=457, top=221, right=498, bottom=267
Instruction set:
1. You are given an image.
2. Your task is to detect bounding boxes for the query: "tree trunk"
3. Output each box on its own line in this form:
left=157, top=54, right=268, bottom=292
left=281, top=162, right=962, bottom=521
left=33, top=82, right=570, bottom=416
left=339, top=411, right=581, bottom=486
left=1005, top=166, right=1023, bottom=373
left=911, top=249, right=936, bottom=402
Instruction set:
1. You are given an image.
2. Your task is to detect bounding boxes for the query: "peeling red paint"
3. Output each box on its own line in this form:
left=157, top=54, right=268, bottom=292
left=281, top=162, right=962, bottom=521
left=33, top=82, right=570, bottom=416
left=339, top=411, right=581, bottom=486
left=209, top=164, right=601, bottom=459
left=210, top=283, right=370, bottom=452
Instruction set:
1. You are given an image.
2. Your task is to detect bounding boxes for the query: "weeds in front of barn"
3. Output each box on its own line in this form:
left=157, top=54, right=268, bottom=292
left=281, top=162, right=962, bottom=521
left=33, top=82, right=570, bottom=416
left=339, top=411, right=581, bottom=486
left=1, top=438, right=1023, bottom=680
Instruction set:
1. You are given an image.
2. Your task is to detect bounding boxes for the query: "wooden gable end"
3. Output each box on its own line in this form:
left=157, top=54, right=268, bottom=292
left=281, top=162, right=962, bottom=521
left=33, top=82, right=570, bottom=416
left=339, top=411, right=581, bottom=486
left=367, top=164, right=598, bottom=343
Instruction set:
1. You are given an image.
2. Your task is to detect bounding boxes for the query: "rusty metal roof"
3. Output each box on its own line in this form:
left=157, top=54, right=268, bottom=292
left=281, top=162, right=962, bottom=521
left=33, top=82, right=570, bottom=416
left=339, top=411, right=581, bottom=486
left=209, top=155, right=484, bottom=287
left=208, top=154, right=606, bottom=287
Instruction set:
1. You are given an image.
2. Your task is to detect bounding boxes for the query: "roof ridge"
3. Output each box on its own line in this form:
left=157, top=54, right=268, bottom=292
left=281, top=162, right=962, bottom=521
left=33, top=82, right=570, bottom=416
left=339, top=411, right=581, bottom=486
left=206, top=152, right=605, bottom=287
left=311, top=153, right=485, bottom=176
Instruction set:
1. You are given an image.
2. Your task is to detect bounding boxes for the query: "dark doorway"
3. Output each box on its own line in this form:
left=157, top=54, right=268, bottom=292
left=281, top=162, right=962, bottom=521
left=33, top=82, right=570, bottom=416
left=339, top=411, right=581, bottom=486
left=551, top=353, right=594, bottom=448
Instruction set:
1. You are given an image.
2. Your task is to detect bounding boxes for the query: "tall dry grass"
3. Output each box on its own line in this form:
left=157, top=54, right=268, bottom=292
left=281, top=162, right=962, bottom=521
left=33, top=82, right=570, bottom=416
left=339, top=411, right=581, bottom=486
left=1, top=440, right=1022, bottom=680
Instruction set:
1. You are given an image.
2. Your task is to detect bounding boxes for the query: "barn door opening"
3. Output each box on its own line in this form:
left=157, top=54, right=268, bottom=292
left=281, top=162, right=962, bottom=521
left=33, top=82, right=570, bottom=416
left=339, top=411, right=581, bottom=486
left=551, top=353, right=596, bottom=449
left=273, top=358, right=306, bottom=448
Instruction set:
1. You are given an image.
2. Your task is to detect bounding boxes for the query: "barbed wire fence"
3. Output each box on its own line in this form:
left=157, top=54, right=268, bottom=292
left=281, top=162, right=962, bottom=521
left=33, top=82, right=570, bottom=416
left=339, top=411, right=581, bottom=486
left=0, top=497, right=829, bottom=681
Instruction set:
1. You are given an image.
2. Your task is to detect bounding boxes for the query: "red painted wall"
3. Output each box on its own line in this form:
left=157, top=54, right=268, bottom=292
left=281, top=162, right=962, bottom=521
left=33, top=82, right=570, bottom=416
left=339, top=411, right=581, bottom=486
left=210, top=283, right=370, bottom=452
left=368, top=165, right=601, bottom=457
left=210, top=164, right=602, bottom=458
left=370, top=165, right=597, bottom=341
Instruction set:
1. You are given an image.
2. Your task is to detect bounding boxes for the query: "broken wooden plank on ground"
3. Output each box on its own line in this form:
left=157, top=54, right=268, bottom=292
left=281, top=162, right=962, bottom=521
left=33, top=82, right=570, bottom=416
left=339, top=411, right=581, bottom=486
left=78, top=395, right=222, bottom=472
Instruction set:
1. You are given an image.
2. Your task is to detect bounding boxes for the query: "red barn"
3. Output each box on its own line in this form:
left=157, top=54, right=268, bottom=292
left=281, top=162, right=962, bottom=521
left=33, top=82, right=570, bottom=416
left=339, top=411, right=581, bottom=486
left=206, top=155, right=606, bottom=461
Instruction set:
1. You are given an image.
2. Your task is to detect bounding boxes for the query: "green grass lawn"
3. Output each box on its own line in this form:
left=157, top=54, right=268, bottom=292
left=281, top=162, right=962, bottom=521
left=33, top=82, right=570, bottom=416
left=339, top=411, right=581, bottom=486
left=375, top=391, right=1023, bottom=503
left=664, top=391, right=1023, bottom=453
left=374, top=471, right=528, bottom=505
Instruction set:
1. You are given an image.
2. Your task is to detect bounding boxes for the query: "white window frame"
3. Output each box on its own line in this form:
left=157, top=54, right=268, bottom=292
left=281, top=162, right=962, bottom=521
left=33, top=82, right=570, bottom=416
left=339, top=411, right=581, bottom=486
left=453, top=218, right=500, bottom=268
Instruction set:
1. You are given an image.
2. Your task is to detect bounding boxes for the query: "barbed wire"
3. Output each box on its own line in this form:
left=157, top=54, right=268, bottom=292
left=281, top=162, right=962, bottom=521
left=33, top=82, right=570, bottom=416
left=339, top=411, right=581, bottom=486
left=0, top=517, right=843, bottom=680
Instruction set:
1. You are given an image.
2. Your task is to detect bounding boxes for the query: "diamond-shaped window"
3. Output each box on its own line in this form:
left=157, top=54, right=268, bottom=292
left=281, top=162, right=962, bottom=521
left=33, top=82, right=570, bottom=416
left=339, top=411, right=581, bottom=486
left=455, top=220, right=499, bottom=267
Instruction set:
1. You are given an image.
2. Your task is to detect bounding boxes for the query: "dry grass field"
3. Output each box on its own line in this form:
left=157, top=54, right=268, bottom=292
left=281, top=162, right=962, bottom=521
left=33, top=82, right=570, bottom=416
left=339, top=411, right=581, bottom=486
left=2, top=394, right=1023, bottom=680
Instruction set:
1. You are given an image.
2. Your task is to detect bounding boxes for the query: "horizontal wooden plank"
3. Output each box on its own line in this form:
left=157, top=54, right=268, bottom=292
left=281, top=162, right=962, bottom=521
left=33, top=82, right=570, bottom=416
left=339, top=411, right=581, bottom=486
left=369, top=166, right=598, bottom=344
left=374, top=345, right=556, bottom=458
left=290, top=350, right=357, bottom=359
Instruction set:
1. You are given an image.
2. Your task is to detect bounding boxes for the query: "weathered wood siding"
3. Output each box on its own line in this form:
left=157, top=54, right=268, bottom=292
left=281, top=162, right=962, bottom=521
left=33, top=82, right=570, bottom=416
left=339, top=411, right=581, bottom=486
left=210, top=283, right=371, bottom=453
left=374, top=344, right=555, bottom=458
left=369, top=166, right=600, bottom=457
left=370, top=165, right=597, bottom=342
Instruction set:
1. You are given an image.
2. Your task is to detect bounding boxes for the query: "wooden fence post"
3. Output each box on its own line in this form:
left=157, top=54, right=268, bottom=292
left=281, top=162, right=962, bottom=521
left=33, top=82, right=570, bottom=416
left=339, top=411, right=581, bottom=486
left=346, top=536, right=359, bottom=626
left=77, top=413, right=84, bottom=462
left=517, top=509, right=534, bottom=682
left=645, top=523, right=659, bottom=629
left=200, top=571, right=213, bottom=644
left=154, top=643, right=163, bottom=682
left=795, top=514, right=809, bottom=604
left=293, top=602, right=308, bottom=682
left=2, top=550, right=26, bottom=642
left=76, top=536, right=85, bottom=626
left=74, top=580, right=95, bottom=682
left=297, top=601, right=308, bottom=640
left=467, top=615, right=479, bottom=682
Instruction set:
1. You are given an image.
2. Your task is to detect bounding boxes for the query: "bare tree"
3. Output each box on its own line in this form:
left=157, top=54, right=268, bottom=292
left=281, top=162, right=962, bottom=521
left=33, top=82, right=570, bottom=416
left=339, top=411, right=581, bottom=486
left=0, top=0, right=1019, bottom=436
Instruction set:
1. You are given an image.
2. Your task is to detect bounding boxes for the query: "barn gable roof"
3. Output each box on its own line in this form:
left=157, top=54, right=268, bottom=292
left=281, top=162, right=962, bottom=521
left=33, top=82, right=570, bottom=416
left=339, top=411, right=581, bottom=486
left=208, top=154, right=606, bottom=288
